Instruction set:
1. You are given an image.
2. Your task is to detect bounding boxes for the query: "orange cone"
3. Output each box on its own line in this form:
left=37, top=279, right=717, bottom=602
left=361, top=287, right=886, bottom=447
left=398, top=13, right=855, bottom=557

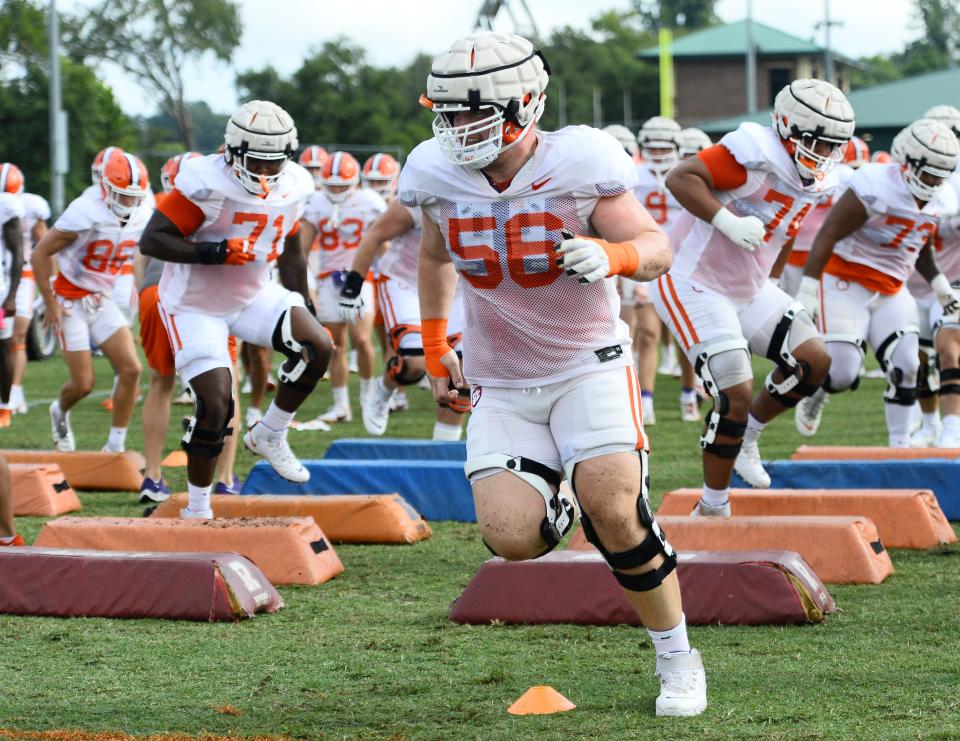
left=161, top=450, right=188, bottom=467
left=507, top=685, right=576, bottom=715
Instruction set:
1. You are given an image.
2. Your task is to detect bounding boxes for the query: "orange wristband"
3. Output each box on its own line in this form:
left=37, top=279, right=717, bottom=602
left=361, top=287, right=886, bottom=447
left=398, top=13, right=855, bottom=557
left=422, top=318, right=452, bottom=378
left=588, top=238, right=640, bottom=278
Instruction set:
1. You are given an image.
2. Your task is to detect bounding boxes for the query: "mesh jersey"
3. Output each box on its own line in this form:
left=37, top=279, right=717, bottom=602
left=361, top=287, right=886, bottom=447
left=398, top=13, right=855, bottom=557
left=634, top=165, right=682, bottom=232
left=834, top=162, right=958, bottom=286
left=158, top=155, right=313, bottom=316
left=792, top=164, right=854, bottom=254
left=376, top=205, right=422, bottom=286
left=909, top=171, right=960, bottom=300
left=0, top=193, right=25, bottom=298
left=19, top=192, right=50, bottom=264
left=303, top=188, right=387, bottom=276
left=53, top=188, right=150, bottom=295
left=399, top=125, right=638, bottom=388
left=671, top=122, right=840, bottom=301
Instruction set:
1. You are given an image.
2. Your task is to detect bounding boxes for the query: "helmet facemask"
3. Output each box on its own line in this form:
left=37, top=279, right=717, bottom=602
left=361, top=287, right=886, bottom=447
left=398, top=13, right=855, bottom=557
left=431, top=98, right=543, bottom=170
left=640, top=140, right=679, bottom=185
left=227, top=146, right=288, bottom=197
left=788, top=132, right=847, bottom=182
left=363, top=176, right=396, bottom=198
left=101, top=179, right=145, bottom=220
left=903, top=157, right=952, bottom=201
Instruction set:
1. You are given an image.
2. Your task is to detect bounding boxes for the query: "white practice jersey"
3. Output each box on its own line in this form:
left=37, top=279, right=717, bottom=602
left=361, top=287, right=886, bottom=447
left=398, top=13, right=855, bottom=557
left=671, top=122, right=840, bottom=302
left=377, top=204, right=422, bottom=286
left=833, top=162, right=958, bottom=289
left=633, top=165, right=682, bottom=232
left=158, top=155, right=313, bottom=316
left=19, top=192, right=50, bottom=264
left=909, top=171, right=960, bottom=300
left=792, top=164, right=854, bottom=254
left=53, top=188, right=150, bottom=295
left=400, top=125, right=637, bottom=388
left=0, top=193, right=25, bottom=298
left=303, top=187, right=387, bottom=276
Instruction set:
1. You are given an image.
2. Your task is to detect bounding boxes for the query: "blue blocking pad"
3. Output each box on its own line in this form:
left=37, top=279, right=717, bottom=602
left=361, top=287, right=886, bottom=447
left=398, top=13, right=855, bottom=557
left=324, top=439, right=467, bottom=462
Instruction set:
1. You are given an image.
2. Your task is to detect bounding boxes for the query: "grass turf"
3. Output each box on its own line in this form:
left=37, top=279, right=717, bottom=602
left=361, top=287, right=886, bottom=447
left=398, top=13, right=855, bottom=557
left=1, top=351, right=959, bottom=740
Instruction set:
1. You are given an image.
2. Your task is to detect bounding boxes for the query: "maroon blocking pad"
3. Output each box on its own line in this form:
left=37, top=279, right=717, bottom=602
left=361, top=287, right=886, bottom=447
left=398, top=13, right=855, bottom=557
left=0, top=548, right=284, bottom=621
left=449, top=550, right=834, bottom=626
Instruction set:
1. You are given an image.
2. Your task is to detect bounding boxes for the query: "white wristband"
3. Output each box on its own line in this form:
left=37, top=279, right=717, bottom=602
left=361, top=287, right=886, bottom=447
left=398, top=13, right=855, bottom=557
left=710, top=207, right=738, bottom=235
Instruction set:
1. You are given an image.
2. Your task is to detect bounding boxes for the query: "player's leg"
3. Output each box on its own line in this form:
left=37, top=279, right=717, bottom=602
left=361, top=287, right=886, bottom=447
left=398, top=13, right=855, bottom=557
left=796, top=275, right=870, bottom=437
left=653, top=275, right=752, bottom=515
left=10, top=276, right=35, bottom=414
left=245, top=344, right=271, bottom=427
left=0, top=318, right=15, bottom=427
left=734, top=282, right=831, bottom=486
left=0, top=455, right=23, bottom=546
left=93, top=299, right=142, bottom=452
left=935, top=318, right=960, bottom=445
left=234, top=285, right=332, bottom=480
left=635, top=300, right=660, bottom=425
left=214, top=338, right=242, bottom=493
left=555, top=368, right=705, bottom=717
left=350, top=280, right=376, bottom=405
left=50, top=301, right=101, bottom=451
left=913, top=299, right=943, bottom=446
left=314, top=275, right=351, bottom=422
left=868, top=290, right=922, bottom=448
left=137, top=285, right=175, bottom=502
left=678, top=352, right=700, bottom=422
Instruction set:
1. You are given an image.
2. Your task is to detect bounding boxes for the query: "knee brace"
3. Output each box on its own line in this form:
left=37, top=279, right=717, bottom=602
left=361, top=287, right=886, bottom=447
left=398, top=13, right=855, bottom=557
left=917, top=340, right=940, bottom=399
left=695, top=338, right=750, bottom=459
left=271, top=307, right=324, bottom=394
left=823, top=334, right=866, bottom=393
left=465, top=454, right=575, bottom=558
left=763, top=303, right=820, bottom=407
left=939, top=367, right=960, bottom=396
left=574, top=451, right=677, bottom=592
left=388, top=323, right=423, bottom=354
left=876, top=327, right=920, bottom=406
left=181, top=390, right=233, bottom=459
left=386, top=353, right=426, bottom=386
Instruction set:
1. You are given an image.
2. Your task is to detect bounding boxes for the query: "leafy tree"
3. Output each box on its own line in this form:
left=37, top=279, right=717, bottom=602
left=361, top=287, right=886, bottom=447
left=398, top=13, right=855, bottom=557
left=64, top=0, right=241, bottom=149
left=633, top=0, right=719, bottom=30
left=0, top=0, right=136, bottom=204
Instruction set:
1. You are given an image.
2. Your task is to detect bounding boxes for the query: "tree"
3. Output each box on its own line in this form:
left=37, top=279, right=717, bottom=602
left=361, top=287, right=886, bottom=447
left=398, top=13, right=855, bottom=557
left=64, top=0, right=241, bottom=149
left=0, top=0, right=136, bottom=204
left=633, top=0, right=719, bottom=30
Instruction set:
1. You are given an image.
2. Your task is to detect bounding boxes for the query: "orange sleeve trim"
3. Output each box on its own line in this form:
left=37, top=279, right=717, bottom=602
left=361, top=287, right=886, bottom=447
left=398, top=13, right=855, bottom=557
left=158, top=189, right=205, bottom=237
left=422, top=317, right=452, bottom=378
left=698, top=144, right=749, bottom=191
left=53, top=273, right=91, bottom=299
left=824, top=254, right=903, bottom=295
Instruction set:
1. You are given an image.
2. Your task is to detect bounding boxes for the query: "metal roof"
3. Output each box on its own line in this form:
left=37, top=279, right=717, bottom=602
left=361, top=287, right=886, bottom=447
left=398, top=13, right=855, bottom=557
left=695, top=67, right=960, bottom=133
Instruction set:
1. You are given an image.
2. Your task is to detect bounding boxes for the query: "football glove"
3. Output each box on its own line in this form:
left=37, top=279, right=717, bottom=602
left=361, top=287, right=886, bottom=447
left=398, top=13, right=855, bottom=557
left=338, top=270, right=367, bottom=322
left=711, top=207, right=766, bottom=252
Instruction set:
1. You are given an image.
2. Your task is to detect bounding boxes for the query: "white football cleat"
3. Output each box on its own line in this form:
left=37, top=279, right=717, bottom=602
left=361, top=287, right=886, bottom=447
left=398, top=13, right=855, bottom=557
left=655, top=649, right=708, bottom=717
left=938, top=426, right=960, bottom=448
left=49, top=402, right=76, bottom=452
left=911, top=424, right=941, bottom=448
left=101, top=443, right=125, bottom=454
left=390, top=390, right=410, bottom=412
left=795, top=392, right=828, bottom=437
left=734, top=440, right=770, bottom=488
left=245, top=406, right=262, bottom=429
left=691, top=498, right=731, bottom=517
left=318, top=403, right=352, bottom=424
left=362, top=380, right=395, bottom=437
left=680, top=399, right=700, bottom=423
left=240, top=377, right=252, bottom=394
left=179, top=507, right=214, bottom=520
left=243, top=422, right=309, bottom=483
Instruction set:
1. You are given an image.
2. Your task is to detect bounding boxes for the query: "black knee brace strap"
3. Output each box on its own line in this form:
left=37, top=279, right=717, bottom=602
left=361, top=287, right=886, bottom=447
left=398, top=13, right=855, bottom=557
left=701, top=413, right=747, bottom=459
left=940, top=368, right=960, bottom=395
left=271, top=318, right=323, bottom=394
left=181, top=396, right=233, bottom=459
left=883, top=386, right=918, bottom=405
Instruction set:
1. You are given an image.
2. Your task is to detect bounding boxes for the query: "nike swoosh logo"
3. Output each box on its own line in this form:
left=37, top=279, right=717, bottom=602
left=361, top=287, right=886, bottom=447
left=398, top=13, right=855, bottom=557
left=531, top=178, right=551, bottom=191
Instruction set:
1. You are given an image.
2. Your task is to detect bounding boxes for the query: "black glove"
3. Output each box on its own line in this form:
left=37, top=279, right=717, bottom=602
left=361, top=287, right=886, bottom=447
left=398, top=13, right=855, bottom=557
left=196, top=240, right=227, bottom=265
left=340, top=270, right=366, bottom=299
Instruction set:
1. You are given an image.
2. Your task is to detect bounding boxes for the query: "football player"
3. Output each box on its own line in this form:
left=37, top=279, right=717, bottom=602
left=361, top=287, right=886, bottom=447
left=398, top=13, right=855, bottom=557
left=140, top=100, right=332, bottom=519
left=0, top=165, right=24, bottom=427
left=3, top=164, right=51, bottom=416
left=677, top=128, right=712, bottom=159
left=0, top=454, right=24, bottom=546
left=405, top=31, right=706, bottom=716
left=797, top=118, right=960, bottom=448
left=32, top=148, right=147, bottom=452
left=300, top=152, right=386, bottom=424
left=655, top=79, right=852, bottom=502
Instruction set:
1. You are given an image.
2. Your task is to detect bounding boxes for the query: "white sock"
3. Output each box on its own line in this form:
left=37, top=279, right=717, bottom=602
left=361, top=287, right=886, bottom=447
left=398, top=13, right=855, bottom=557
left=51, top=399, right=63, bottom=418
left=702, top=484, right=729, bottom=506
left=187, top=482, right=212, bottom=513
left=647, top=613, right=691, bottom=656
left=679, top=387, right=697, bottom=404
left=10, top=385, right=22, bottom=405
left=261, top=401, right=294, bottom=433
left=885, top=400, right=915, bottom=447
left=743, top=413, right=765, bottom=445
left=432, top=421, right=463, bottom=441
left=943, top=414, right=960, bottom=432
left=333, top=386, right=349, bottom=409
left=107, top=427, right=127, bottom=450
left=922, top=411, right=941, bottom=430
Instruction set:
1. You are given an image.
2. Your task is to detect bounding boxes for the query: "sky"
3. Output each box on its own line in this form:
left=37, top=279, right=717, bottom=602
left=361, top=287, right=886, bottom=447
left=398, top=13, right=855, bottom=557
left=58, top=0, right=920, bottom=116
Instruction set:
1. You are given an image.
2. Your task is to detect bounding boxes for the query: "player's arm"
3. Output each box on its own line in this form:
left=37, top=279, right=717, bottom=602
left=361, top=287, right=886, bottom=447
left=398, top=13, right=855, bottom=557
left=1, top=218, right=23, bottom=312
left=140, top=191, right=252, bottom=265
left=349, top=200, right=415, bottom=277
left=31, top=227, right=77, bottom=327
left=915, top=236, right=960, bottom=314
left=802, top=190, right=868, bottom=280
left=418, top=212, right=464, bottom=402
left=666, top=145, right=765, bottom=251
left=31, top=219, right=48, bottom=247
left=133, top=249, right=148, bottom=292
left=298, top=218, right=317, bottom=258
left=277, top=230, right=311, bottom=306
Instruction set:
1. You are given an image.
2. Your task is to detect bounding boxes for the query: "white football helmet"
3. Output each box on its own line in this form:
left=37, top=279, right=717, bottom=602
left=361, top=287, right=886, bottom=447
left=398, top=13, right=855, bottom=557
left=422, top=32, right=549, bottom=170
left=223, top=100, right=298, bottom=196
left=773, top=79, right=855, bottom=183
left=896, top=119, right=959, bottom=201
left=638, top=116, right=681, bottom=174
left=923, top=105, right=960, bottom=139
left=603, top=124, right=639, bottom=157
left=678, top=127, right=712, bottom=159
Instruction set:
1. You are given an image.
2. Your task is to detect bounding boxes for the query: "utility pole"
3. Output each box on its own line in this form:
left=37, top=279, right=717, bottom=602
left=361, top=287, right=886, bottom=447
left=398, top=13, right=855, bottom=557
left=593, top=87, right=602, bottom=129
left=48, top=0, right=67, bottom=214
left=816, top=0, right=843, bottom=85
left=745, top=0, right=757, bottom=114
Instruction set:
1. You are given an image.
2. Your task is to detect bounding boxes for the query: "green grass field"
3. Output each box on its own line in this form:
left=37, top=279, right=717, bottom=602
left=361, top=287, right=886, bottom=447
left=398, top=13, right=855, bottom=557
left=1, top=350, right=958, bottom=741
